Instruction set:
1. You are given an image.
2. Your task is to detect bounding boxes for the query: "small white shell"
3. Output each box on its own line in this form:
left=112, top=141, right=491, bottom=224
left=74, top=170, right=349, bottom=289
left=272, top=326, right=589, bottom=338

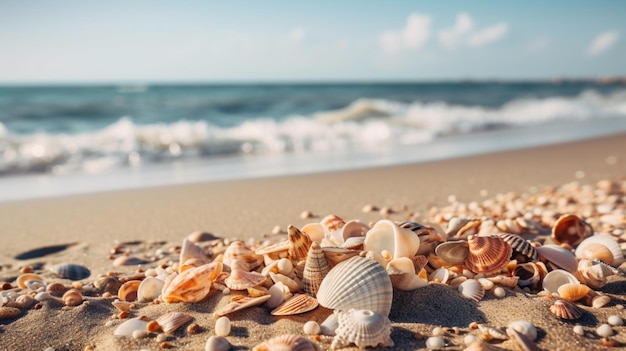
left=542, top=269, right=580, bottom=293
left=507, top=320, right=537, bottom=341
left=596, top=324, right=613, bottom=337
left=205, top=335, right=231, bottom=351
left=331, top=309, right=394, bottom=350
left=114, top=317, right=149, bottom=336
left=458, top=279, right=485, bottom=302
left=363, top=219, right=420, bottom=259
left=215, top=316, right=231, bottom=337
left=320, top=313, right=339, bottom=336
left=137, top=277, right=164, bottom=302
left=536, top=245, right=577, bottom=273
left=266, top=282, right=291, bottom=309
left=303, top=320, right=321, bottom=335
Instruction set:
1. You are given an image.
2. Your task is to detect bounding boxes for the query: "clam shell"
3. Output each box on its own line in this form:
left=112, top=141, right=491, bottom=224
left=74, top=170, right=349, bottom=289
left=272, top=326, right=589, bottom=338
left=321, top=247, right=361, bottom=267
left=180, top=238, right=208, bottom=271
left=434, top=240, right=469, bottom=265
left=214, top=295, right=271, bottom=317
left=62, top=288, right=83, bottom=306
left=162, top=261, right=223, bottom=303
left=458, top=279, right=485, bottom=302
left=465, top=235, right=512, bottom=275
left=331, top=309, right=394, bottom=350
left=321, top=214, right=346, bottom=234
left=507, top=320, right=537, bottom=341
left=157, top=312, right=193, bottom=334
left=429, top=267, right=451, bottom=284
left=288, top=225, right=313, bottom=262
left=557, top=283, right=590, bottom=302
left=552, top=214, right=592, bottom=247
left=271, top=293, right=319, bottom=316
left=575, top=235, right=624, bottom=266
left=363, top=219, right=420, bottom=259
left=137, top=276, right=165, bottom=302
left=269, top=272, right=301, bottom=293
left=205, top=335, right=231, bottom=351
left=302, top=242, right=331, bottom=297
left=302, top=223, right=326, bottom=243
left=225, top=269, right=266, bottom=290
left=316, top=256, right=393, bottom=316
left=497, top=233, right=538, bottom=262
left=266, top=282, right=291, bottom=309
left=50, top=263, right=91, bottom=280
left=114, top=317, right=149, bottom=336
left=542, top=269, right=580, bottom=294
left=340, top=220, right=370, bottom=242
left=253, top=334, right=321, bottom=351
left=536, top=245, right=577, bottom=273
left=223, top=241, right=263, bottom=272
left=550, top=299, right=583, bottom=320
left=118, top=280, right=141, bottom=302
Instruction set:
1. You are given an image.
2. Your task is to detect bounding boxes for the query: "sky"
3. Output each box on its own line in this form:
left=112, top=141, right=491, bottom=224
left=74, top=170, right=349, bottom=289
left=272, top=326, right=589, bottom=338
left=1, top=1, right=625, bottom=83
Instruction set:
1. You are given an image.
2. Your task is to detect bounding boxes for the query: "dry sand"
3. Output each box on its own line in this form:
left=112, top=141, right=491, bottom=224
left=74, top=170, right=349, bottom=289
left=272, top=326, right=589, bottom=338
left=1, top=133, right=625, bottom=351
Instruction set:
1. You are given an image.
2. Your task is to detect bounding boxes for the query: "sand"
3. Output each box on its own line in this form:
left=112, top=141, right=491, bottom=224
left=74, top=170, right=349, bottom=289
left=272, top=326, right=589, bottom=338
left=1, top=133, right=625, bottom=351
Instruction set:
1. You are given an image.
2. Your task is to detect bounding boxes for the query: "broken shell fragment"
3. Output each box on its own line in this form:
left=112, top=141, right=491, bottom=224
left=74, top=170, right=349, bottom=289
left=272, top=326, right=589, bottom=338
left=214, top=295, right=271, bottom=317
left=271, top=294, right=319, bottom=316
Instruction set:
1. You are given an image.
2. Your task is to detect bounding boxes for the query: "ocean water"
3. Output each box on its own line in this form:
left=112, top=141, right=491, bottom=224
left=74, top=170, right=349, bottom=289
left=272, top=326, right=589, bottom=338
left=1, top=81, right=626, bottom=201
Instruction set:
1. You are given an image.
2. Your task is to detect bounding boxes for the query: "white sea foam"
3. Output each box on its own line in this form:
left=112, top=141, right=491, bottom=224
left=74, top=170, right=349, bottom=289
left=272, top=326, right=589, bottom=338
left=1, top=89, right=625, bottom=176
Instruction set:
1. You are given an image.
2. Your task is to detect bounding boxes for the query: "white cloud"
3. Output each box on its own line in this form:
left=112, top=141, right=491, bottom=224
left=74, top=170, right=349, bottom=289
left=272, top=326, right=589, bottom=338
left=379, top=13, right=431, bottom=53
left=438, top=13, right=474, bottom=49
left=467, top=22, right=509, bottom=47
left=290, top=27, right=306, bottom=44
left=587, top=31, right=619, bottom=56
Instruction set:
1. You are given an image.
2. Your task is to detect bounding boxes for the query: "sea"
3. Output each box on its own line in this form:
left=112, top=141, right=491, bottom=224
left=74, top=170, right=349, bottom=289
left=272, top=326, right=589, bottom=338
left=1, top=81, right=626, bottom=202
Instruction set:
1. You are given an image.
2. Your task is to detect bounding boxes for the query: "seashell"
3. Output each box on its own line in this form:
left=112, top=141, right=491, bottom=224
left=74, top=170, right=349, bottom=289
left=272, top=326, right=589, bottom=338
left=46, top=282, right=67, bottom=297
left=557, top=283, right=590, bottom=302
left=465, top=235, right=512, bottom=275
left=497, top=233, right=538, bottom=262
left=429, top=267, right=451, bottom=284
left=321, top=247, right=361, bottom=267
left=575, top=235, right=624, bottom=266
left=321, top=214, right=346, bottom=235
left=225, top=269, right=266, bottom=290
left=486, top=275, right=519, bottom=288
left=552, top=214, right=592, bottom=247
left=320, top=313, right=339, bottom=336
left=0, top=306, right=22, bottom=320
left=205, top=335, right=231, bottom=351
left=269, top=272, right=301, bottom=293
left=316, top=256, right=393, bottom=316
left=215, top=316, right=231, bottom=337
left=514, top=262, right=541, bottom=288
left=62, top=288, right=83, bottom=306
left=187, top=231, right=219, bottom=243
left=331, top=309, right=394, bottom=350
left=271, top=293, right=319, bottom=316
left=399, top=221, right=446, bottom=256
left=536, top=245, right=577, bottom=273
left=288, top=225, right=312, bottom=262
left=542, top=269, right=579, bottom=293
left=111, top=299, right=133, bottom=312
left=255, top=240, right=290, bottom=256
left=277, top=258, right=294, bottom=276
left=266, top=282, right=291, bottom=309
left=25, top=279, right=46, bottom=291
left=112, top=255, right=149, bottom=267
left=341, top=236, right=366, bottom=250
left=157, top=312, right=193, bottom=334
left=506, top=327, right=540, bottom=351
left=477, top=324, right=508, bottom=341
left=363, top=219, right=420, bottom=259
left=16, top=273, right=44, bottom=289
left=214, top=295, right=271, bottom=317
left=94, top=276, right=122, bottom=295
left=223, top=241, right=263, bottom=272
left=387, top=258, right=427, bottom=290
left=477, top=277, right=495, bottom=290
left=458, top=279, right=485, bottom=302
left=592, top=294, right=611, bottom=308
left=247, top=286, right=268, bottom=297
left=576, top=259, right=613, bottom=289
left=180, top=238, right=208, bottom=271
left=507, top=320, right=537, bottom=341
left=434, top=240, right=469, bottom=265
left=302, top=222, right=326, bottom=243
left=550, top=299, right=583, bottom=320
left=50, top=263, right=91, bottom=280
left=162, top=261, right=223, bottom=303
left=302, top=242, right=331, bottom=296
left=304, top=320, right=321, bottom=335
left=114, top=317, right=149, bottom=336
left=340, top=220, right=369, bottom=242
left=118, top=280, right=141, bottom=302
left=137, top=276, right=165, bottom=302
left=253, top=334, right=321, bottom=351
left=446, top=217, right=482, bottom=238
left=13, top=294, right=35, bottom=308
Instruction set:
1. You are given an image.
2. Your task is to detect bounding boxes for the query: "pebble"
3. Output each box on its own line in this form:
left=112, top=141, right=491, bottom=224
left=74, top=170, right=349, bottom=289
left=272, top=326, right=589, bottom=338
left=215, top=316, right=231, bottom=337
left=303, top=320, right=321, bottom=335
left=597, top=324, right=614, bottom=337
left=362, top=204, right=377, bottom=212
left=156, top=333, right=168, bottom=342
left=300, top=210, right=313, bottom=219
left=432, top=326, right=443, bottom=336
left=608, top=315, right=623, bottom=326
left=463, top=334, right=478, bottom=345
left=425, top=336, right=445, bottom=349
left=132, top=330, right=148, bottom=339
left=573, top=325, right=584, bottom=336
left=493, top=287, right=505, bottom=298
left=271, top=225, right=282, bottom=234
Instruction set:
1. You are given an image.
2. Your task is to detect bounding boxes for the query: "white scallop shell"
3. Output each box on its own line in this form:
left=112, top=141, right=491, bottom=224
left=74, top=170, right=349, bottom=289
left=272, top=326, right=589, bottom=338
left=458, top=279, right=485, bottom=302
left=575, top=235, right=624, bottom=266
left=331, top=309, right=394, bottom=350
left=536, top=245, right=578, bottom=273
left=316, top=256, right=393, bottom=316
left=114, top=317, right=149, bottom=336
left=137, top=276, right=165, bottom=302
left=180, top=238, right=208, bottom=270
left=541, top=269, right=579, bottom=293
left=363, top=219, right=420, bottom=259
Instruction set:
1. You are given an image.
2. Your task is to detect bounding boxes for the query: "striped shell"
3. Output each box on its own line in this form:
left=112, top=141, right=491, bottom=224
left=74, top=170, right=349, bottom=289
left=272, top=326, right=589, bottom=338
left=331, top=309, right=394, bottom=350
left=288, top=225, right=313, bottom=262
left=223, top=240, right=263, bottom=272
left=316, top=256, right=393, bottom=316
left=271, top=294, right=319, bottom=316
left=50, top=263, right=91, bottom=280
left=225, top=269, right=266, bottom=290
left=321, top=214, right=346, bottom=234
left=497, top=233, right=538, bottom=262
left=458, top=279, right=485, bottom=302
left=550, top=299, right=583, bottom=320
left=302, top=242, right=331, bottom=296
left=434, top=240, right=469, bottom=265
left=557, top=283, right=590, bottom=302
left=575, top=235, right=624, bottom=266
left=157, top=312, right=193, bottom=334
left=551, top=214, right=593, bottom=247
left=253, top=334, right=321, bottom=351
left=465, top=235, right=512, bottom=275
left=214, top=295, right=271, bottom=317
left=321, top=247, right=360, bottom=267
left=162, top=261, right=223, bottom=303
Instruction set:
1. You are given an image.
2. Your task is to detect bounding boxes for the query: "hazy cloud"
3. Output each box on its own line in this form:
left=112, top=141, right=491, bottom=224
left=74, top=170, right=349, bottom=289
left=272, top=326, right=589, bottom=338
left=290, top=27, right=306, bottom=44
left=379, top=13, right=431, bottom=53
left=438, top=13, right=474, bottom=49
left=467, top=23, right=509, bottom=47
left=587, top=31, right=619, bottom=56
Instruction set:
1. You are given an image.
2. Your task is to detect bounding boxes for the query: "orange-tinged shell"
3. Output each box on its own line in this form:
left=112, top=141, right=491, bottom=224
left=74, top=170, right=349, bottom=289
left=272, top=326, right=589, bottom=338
left=550, top=299, right=583, bottom=320
left=214, top=295, right=271, bottom=317
left=321, top=214, right=346, bottom=234
left=271, top=293, right=319, bottom=316
left=253, top=334, right=321, bottom=351
left=156, top=312, right=193, bottom=334
left=16, top=273, right=44, bottom=289
left=118, top=280, right=141, bottom=302
left=465, top=235, right=512, bottom=275
left=0, top=306, right=22, bottom=320
left=557, top=283, right=590, bottom=302
left=162, top=261, right=222, bottom=303
left=575, top=235, right=624, bottom=266
left=225, top=269, right=266, bottom=290
left=62, top=288, right=83, bottom=306
left=288, top=225, right=312, bottom=262
left=223, top=240, right=263, bottom=271
left=575, top=243, right=614, bottom=264
left=321, top=247, right=360, bottom=267
left=552, top=214, right=592, bottom=247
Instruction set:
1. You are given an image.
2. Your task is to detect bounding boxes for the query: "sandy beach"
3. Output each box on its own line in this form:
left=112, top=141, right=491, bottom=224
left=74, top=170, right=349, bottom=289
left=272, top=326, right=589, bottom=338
left=1, top=133, right=626, bottom=351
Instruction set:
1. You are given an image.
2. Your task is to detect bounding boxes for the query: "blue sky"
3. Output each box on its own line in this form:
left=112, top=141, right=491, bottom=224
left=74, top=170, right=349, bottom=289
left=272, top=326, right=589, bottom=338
left=1, top=1, right=624, bottom=83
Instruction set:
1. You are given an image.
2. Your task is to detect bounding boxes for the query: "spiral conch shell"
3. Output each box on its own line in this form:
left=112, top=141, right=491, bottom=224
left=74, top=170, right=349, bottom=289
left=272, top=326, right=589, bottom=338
left=253, top=334, right=321, bottom=351
left=162, top=261, right=222, bottom=303
left=465, top=235, right=512, bottom=275
left=316, top=256, right=393, bottom=316
left=331, top=309, right=394, bottom=350
left=363, top=219, right=420, bottom=260
left=302, top=242, right=331, bottom=297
